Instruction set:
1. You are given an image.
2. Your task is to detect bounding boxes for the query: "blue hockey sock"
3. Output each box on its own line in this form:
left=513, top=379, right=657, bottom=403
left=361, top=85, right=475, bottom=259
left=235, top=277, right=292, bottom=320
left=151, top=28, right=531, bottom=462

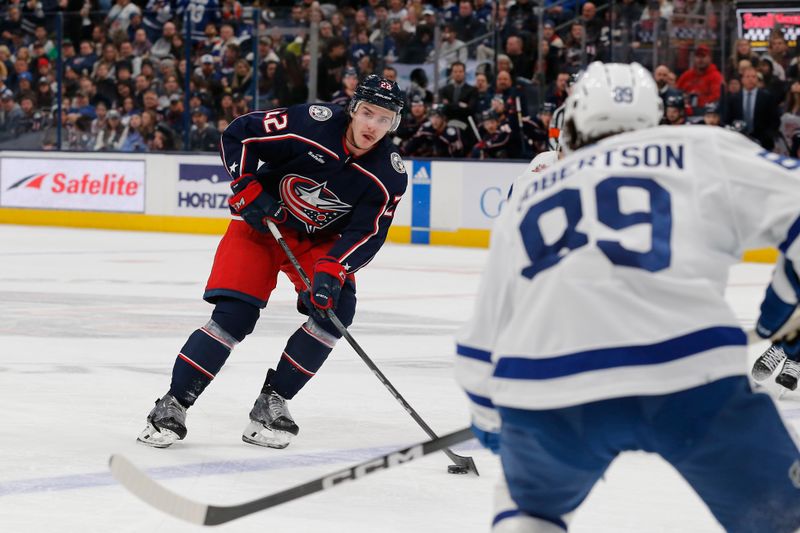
left=169, top=320, right=238, bottom=407
left=270, top=320, right=337, bottom=399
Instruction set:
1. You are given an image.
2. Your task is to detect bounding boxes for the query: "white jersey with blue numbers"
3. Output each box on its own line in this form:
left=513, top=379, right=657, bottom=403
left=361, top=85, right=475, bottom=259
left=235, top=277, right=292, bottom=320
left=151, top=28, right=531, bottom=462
left=456, top=125, right=800, bottom=412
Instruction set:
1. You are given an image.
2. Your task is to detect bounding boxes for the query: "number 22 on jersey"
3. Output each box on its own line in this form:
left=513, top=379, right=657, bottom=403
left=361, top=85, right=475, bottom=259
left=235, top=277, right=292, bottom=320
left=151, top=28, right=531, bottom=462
left=519, top=176, right=672, bottom=280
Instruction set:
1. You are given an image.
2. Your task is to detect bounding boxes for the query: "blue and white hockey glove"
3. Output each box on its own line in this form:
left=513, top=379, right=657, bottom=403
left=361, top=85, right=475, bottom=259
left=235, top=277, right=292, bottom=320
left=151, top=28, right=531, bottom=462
left=471, top=423, right=500, bottom=454
left=469, top=399, right=501, bottom=455
left=300, top=257, right=346, bottom=319
left=755, top=257, right=800, bottom=340
left=228, top=173, right=287, bottom=233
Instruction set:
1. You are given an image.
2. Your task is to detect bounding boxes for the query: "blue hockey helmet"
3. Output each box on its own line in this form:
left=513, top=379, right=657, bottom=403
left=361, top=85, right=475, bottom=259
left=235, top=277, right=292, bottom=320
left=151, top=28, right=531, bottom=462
left=349, top=74, right=405, bottom=132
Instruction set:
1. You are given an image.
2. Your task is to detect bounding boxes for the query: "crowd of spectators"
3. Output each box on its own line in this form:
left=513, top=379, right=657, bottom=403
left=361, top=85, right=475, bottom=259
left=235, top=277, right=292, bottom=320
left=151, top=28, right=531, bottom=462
left=0, top=0, right=797, bottom=159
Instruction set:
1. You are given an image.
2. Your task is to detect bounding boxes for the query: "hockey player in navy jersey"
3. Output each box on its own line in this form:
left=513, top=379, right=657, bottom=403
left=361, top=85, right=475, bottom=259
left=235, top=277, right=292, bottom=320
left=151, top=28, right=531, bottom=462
left=138, top=75, right=408, bottom=449
left=457, top=62, right=800, bottom=532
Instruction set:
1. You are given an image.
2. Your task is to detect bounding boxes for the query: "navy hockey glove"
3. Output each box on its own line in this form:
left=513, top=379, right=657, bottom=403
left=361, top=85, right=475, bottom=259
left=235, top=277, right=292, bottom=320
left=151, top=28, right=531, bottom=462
left=228, top=173, right=287, bottom=232
left=470, top=424, right=500, bottom=454
left=300, top=257, right=346, bottom=319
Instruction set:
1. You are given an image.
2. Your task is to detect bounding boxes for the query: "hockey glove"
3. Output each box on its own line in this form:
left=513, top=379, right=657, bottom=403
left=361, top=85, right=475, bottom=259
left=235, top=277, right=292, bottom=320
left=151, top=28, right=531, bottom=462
left=470, top=423, right=500, bottom=454
left=228, top=173, right=287, bottom=233
left=300, top=257, right=346, bottom=319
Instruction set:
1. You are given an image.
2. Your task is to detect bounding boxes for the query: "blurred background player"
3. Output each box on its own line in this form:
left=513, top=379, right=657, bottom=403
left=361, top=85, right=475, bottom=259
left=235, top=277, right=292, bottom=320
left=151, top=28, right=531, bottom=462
left=456, top=62, right=800, bottom=532
left=470, top=109, right=514, bottom=159
left=138, top=75, right=408, bottom=450
left=401, top=104, right=464, bottom=158
left=661, top=94, right=685, bottom=125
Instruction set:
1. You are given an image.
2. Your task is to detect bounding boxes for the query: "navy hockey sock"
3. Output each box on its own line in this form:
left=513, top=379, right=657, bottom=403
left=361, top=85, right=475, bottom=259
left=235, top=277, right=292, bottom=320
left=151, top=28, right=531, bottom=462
left=270, top=319, right=338, bottom=399
left=169, top=298, right=260, bottom=407
left=169, top=321, right=238, bottom=407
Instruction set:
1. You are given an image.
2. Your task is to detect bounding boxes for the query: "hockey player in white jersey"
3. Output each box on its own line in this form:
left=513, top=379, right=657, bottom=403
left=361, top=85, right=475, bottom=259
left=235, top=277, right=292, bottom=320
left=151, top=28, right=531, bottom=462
left=456, top=61, right=800, bottom=532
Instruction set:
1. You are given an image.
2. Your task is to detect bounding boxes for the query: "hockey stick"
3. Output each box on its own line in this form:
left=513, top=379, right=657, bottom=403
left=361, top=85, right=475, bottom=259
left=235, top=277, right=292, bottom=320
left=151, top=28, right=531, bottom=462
left=109, top=426, right=473, bottom=526
left=266, top=220, right=478, bottom=476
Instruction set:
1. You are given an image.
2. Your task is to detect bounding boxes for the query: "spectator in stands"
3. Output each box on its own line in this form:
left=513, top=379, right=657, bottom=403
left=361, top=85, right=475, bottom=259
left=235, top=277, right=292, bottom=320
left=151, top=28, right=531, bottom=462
left=349, top=27, right=374, bottom=65
left=317, top=37, right=347, bottom=102
left=561, top=22, right=595, bottom=73
left=151, top=21, right=176, bottom=61
left=91, top=101, right=109, bottom=137
left=36, top=76, right=53, bottom=108
left=0, top=6, right=23, bottom=48
left=543, top=0, right=578, bottom=25
left=230, top=59, right=253, bottom=97
left=164, top=93, right=185, bottom=138
left=402, top=22, right=433, bottom=63
left=143, top=0, right=173, bottom=44
left=15, top=93, right=39, bottom=135
left=439, top=61, right=477, bottom=123
left=757, top=58, right=786, bottom=106
left=723, top=66, right=779, bottom=150
left=453, top=0, right=484, bottom=45
left=474, top=71, right=494, bottom=115
left=433, top=23, right=467, bottom=66
left=382, top=66, right=398, bottom=83
left=580, top=2, right=604, bottom=47
left=727, top=38, right=760, bottom=80
left=535, top=35, right=560, bottom=86
left=330, top=67, right=358, bottom=108
left=94, top=108, right=124, bottom=151
left=118, top=112, right=147, bottom=152
left=504, top=0, right=535, bottom=40
left=402, top=105, right=465, bottom=158
left=188, top=107, right=218, bottom=152
left=152, top=123, right=177, bottom=151
left=107, top=0, right=141, bottom=36
left=654, top=64, right=683, bottom=110
left=676, top=44, right=724, bottom=110
left=763, top=32, right=790, bottom=82
left=505, top=35, right=532, bottom=80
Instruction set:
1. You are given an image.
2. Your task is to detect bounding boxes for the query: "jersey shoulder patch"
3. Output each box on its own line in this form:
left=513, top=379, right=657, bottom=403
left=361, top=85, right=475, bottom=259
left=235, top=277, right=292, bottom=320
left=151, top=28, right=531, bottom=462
left=390, top=152, right=406, bottom=174
left=308, top=105, right=333, bottom=122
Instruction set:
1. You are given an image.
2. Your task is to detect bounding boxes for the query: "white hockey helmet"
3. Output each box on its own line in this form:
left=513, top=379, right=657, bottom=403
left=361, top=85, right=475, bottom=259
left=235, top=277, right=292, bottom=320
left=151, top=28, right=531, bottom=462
left=562, top=62, right=662, bottom=153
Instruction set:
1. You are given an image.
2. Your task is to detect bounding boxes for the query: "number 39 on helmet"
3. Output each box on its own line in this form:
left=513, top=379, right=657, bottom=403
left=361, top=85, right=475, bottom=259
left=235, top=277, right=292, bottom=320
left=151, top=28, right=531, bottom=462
left=562, top=62, right=662, bottom=153
left=348, top=75, right=405, bottom=132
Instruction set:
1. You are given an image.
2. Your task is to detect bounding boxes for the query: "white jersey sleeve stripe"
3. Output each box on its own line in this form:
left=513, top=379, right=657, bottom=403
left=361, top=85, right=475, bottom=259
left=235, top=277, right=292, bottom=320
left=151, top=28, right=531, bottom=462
left=493, top=326, right=746, bottom=380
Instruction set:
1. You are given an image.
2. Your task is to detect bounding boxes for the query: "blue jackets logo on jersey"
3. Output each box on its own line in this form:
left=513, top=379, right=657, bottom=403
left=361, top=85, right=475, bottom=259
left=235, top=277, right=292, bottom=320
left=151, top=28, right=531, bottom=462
left=279, top=175, right=352, bottom=232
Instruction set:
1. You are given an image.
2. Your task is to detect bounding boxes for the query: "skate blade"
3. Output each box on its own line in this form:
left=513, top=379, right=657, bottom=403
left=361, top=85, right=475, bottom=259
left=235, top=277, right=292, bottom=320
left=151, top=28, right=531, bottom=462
left=137, top=424, right=181, bottom=449
left=241, top=421, right=293, bottom=449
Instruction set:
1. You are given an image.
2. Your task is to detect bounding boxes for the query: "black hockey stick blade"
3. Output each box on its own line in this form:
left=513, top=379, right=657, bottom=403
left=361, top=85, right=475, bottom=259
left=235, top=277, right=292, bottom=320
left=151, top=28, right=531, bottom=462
left=109, top=426, right=474, bottom=526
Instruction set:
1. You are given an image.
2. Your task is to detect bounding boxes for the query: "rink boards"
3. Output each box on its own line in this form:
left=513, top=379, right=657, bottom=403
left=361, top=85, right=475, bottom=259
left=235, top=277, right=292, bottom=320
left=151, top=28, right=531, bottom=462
left=0, top=151, right=777, bottom=262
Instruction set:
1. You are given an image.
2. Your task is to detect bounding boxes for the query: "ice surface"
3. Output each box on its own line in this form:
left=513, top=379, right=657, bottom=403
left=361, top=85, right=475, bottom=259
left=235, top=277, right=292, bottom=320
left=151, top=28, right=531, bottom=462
left=0, top=225, right=792, bottom=532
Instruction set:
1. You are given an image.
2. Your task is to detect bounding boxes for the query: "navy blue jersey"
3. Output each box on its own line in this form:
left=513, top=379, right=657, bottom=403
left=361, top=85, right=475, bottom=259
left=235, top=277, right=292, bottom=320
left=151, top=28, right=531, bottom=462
left=220, top=103, right=408, bottom=274
left=402, top=121, right=465, bottom=157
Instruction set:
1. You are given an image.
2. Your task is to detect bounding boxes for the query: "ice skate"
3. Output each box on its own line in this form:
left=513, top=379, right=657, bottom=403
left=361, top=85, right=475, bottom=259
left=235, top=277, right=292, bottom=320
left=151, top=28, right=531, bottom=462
left=242, top=385, right=299, bottom=449
left=752, top=344, right=787, bottom=381
left=137, top=394, right=187, bottom=448
left=776, top=359, right=800, bottom=391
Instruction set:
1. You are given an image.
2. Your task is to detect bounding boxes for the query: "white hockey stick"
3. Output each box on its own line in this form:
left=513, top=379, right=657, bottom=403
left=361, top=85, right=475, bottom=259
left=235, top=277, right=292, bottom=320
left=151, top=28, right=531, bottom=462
left=109, top=426, right=473, bottom=526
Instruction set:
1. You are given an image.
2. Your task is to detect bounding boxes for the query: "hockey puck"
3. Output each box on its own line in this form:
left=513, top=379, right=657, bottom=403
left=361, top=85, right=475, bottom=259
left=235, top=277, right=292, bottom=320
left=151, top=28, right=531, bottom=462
left=447, top=464, right=469, bottom=475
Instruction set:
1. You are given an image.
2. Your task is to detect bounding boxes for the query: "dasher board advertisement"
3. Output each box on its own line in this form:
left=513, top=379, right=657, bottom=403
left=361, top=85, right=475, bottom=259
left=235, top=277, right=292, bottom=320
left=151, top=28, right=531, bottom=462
left=0, top=158, right=145, bottom=212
